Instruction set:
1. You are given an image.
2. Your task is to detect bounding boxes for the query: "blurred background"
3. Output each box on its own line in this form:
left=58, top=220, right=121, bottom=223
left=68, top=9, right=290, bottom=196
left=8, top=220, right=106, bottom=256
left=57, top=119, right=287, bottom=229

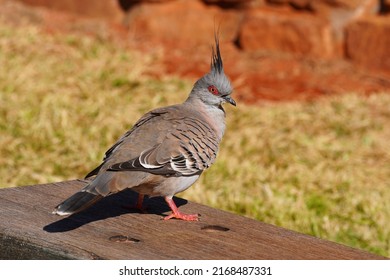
left=0, top=0, right=389, bottom=257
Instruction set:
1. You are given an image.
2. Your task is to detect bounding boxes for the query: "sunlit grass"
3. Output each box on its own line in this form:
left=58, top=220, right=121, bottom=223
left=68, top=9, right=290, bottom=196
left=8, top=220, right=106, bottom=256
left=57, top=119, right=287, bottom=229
left=1, top=22, right=389, bottom=257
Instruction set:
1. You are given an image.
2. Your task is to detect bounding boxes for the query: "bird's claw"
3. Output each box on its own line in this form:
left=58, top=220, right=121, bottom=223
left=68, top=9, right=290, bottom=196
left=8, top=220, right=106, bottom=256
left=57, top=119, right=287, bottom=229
left=163, top=212, right=199, bottom=221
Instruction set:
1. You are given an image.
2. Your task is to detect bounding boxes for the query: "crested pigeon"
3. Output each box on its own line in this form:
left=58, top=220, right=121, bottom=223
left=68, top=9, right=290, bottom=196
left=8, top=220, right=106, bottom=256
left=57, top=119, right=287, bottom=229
left=53, top=35, right=235, bottom=221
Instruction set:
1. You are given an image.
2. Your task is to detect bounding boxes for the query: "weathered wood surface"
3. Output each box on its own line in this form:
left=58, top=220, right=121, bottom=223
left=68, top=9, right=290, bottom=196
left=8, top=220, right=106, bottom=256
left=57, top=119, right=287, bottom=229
left=0, top=180, right=386, bottom=260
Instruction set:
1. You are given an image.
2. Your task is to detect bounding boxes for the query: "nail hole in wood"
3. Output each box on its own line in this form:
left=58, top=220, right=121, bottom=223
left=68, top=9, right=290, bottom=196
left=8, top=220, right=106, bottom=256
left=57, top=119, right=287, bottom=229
left=109, top=235, right=140, bottom=243
left=201, top=225, right=230, bottom=232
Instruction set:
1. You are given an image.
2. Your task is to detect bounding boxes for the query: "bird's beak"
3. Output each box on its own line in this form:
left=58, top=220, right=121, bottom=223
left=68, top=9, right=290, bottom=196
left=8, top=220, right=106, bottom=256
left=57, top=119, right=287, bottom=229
left=224, top=96, right=236, bottom=106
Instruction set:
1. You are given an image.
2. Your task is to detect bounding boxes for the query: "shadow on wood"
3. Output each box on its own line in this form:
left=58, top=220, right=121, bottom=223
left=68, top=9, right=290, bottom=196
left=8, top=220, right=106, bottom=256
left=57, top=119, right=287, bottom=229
left=44, top=189, right=187, bottom=233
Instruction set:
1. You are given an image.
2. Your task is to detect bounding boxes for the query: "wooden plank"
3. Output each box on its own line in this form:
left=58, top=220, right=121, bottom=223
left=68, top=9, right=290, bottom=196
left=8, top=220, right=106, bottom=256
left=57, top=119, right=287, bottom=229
left=0, top=180, right=386, bottom=260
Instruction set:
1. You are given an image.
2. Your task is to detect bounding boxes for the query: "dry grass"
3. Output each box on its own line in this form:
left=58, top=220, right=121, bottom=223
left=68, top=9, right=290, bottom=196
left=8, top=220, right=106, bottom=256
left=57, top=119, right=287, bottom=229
left=1, top=22, right=389, bottom=257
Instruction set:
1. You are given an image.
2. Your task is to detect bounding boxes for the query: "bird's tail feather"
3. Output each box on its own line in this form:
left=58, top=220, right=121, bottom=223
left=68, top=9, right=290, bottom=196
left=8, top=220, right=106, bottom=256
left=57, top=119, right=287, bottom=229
left=53, top=191, right=103, bottom=216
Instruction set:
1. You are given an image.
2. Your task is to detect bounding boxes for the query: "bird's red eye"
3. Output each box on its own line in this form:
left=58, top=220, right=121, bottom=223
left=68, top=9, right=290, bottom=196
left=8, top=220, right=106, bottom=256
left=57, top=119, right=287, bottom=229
left=208, top=85, right=219, bottom=95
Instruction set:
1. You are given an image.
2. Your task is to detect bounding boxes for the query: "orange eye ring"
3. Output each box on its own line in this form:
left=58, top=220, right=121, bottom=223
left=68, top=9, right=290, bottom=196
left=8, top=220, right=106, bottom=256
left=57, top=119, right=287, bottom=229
left=208, top=85, right=219, bottom=95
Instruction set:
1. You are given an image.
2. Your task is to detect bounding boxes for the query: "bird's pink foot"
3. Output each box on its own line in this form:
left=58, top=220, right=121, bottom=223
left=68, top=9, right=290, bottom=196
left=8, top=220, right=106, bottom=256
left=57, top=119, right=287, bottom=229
left=163, top=212, right=199, bottom=221
left=163, top=196, right=199, bottom=221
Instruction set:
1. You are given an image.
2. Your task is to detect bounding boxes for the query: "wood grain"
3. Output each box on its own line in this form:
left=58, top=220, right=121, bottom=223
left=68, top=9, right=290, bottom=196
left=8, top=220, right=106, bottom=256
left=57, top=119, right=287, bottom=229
left=0, top=180, right=386, bottom=260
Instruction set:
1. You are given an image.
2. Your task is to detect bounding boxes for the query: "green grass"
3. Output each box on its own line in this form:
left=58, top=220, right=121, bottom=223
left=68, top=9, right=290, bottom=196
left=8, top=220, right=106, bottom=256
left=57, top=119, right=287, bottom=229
left=1, top=22, right=389, bottom=257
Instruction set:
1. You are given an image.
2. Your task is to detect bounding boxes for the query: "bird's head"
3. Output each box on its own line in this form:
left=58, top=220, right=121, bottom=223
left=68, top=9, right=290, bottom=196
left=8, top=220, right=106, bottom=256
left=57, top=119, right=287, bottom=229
left=188, top=34, right=235, bottom=108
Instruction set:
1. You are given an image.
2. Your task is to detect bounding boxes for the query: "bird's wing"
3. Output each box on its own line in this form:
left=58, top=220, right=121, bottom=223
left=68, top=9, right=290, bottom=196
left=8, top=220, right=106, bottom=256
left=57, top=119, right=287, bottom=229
left=84, top=108, right=170, bottom=179
left=106, top=110, right=220, bottom=177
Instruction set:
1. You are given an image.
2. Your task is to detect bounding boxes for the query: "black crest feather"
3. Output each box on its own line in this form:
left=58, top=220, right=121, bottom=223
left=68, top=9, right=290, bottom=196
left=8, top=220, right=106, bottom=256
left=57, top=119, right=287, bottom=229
left=211, top=32, right=223, bottom=74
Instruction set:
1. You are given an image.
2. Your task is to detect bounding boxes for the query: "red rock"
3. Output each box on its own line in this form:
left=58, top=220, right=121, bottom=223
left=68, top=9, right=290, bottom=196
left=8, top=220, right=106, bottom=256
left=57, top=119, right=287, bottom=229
left=266, top=0, right=311, bottom=9
left=202, top=0, right=259, bottom=8
left=266, top=0, right=378, bottom=12
left=124, top=0, right=241, bottom=49
left=17, top=0, right=125, bottom=22
left=313, top=0, right=379, bottom=17
left=383, top=0, right=390, bottom=13
left=235, top=53, right=390, bottom=104
left=128, top=0, right=174, bottom=2
left=345, top=16, right=390, bottom=70
left=238, top=8, right=338, bottom=58
left=0, top=0, right=390, bottom=104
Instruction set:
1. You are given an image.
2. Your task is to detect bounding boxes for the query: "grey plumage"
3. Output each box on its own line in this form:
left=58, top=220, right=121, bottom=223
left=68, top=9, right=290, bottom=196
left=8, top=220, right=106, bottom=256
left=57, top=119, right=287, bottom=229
left=55, top=191, right=103, bottom=216
left=53, top=34, right=235, bottom=221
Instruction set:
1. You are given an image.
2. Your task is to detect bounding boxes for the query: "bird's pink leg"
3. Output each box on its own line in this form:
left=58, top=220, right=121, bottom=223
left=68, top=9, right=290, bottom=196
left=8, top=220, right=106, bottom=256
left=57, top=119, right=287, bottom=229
left=163, top=197, right=199, bottom=221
